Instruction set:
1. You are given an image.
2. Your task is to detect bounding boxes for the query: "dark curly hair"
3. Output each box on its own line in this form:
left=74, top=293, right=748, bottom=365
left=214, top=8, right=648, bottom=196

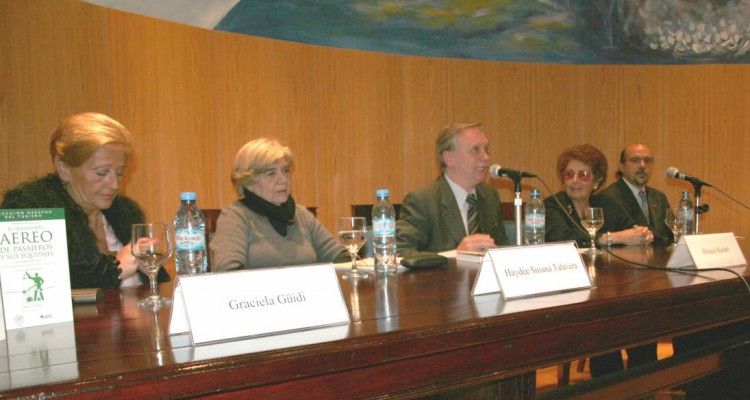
left=556, top=144, right=608, bottom=189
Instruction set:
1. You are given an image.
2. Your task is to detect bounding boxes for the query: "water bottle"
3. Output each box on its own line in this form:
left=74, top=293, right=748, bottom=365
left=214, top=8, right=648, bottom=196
left=174, top=192, right=207, bottom=275
left=372, top=189, right=397, bottom=274
left=524, top=189, right=545, bottom=245
left=678, top=191, right=695, bottom=234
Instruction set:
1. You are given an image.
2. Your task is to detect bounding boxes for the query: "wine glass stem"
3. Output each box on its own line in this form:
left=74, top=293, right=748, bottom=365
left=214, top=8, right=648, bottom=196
left=351, top=253, right=358, bottom=272
left=149, top=264, right=159, bottom=297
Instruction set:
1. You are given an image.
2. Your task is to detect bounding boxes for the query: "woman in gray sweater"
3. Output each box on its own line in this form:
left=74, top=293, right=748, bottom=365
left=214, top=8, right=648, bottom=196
left=210, top=138, right=348, bottom=271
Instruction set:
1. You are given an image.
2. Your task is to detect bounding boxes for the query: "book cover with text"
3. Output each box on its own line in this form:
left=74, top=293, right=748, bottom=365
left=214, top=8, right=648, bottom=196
left=0, top=208, right=73, bottom=329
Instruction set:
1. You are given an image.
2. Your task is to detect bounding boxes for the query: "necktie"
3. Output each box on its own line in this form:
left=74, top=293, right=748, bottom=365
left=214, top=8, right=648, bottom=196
left=638, top=190, right=650, bottom=224
left=467, top=193, right=479, bottom=235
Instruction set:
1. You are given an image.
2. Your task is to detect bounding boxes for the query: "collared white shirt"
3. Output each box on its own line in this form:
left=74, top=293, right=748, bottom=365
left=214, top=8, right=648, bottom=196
left=622, top=178, right=646, bottom=203
left=444, top=173, right=476, bottom=235
left=622, top=178, right=651, bottom=221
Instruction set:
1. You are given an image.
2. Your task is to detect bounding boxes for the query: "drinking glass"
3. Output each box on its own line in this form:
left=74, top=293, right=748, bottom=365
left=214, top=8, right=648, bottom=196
left=131, top=223, right=173, bottom=307
left=581, top=207, right=604, bottom=255
left=338, top=217, right=369, bottom=280
left=665, top=208, right=687, bottom=248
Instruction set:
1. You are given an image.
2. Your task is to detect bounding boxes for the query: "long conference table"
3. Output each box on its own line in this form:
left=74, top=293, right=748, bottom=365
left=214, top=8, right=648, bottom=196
left=1, top=243, right=749, bottom=399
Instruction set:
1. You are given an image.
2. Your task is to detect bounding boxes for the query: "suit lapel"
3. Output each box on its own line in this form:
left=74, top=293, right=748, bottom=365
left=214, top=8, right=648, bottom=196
left=475, top=185, right=496, bottom=233
left=616, top=179, right=648, bottom=226
left=646, top=188, right=663, bottom=231
left=438, top=177, right=468, bottom=244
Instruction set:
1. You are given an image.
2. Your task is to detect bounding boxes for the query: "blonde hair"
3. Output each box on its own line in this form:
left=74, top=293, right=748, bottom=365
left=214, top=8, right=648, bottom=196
left=231, top=138, right=294, bottom=196
left=435, top=122, right=484, bottom=170
left=49, top=112, right=133, bottom=167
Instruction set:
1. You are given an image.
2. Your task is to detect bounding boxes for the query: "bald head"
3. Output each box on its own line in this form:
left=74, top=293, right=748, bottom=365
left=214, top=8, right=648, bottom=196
left=618, top=144, right=654, bottom=188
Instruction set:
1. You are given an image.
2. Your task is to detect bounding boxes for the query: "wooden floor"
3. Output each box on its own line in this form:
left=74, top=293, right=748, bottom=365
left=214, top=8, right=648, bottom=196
left=536, top=339, right=685, bottom=399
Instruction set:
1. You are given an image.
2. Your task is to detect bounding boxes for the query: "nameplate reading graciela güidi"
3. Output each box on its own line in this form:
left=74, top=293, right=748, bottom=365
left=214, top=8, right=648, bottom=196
left=169, top=263, right=350, bottom=345
left=666, top=232, right=746, bottom=270
left=0, top=208, right=73, bottom=331
left=473, top=241, right=591, bottom=300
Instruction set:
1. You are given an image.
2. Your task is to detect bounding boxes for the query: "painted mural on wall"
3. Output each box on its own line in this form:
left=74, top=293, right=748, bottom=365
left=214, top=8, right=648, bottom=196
left=216, top=0, right=750, bottom=64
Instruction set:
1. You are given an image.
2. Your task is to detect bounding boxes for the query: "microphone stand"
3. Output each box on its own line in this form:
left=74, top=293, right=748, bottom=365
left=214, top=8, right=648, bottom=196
left=508, top=173, right=523, bottom=246
left=691, top=182, right=708, bottom=234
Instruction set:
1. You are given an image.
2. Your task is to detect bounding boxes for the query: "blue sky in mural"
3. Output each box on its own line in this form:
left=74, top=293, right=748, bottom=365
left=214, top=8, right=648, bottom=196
left=216, top=0, right=750, bottom=64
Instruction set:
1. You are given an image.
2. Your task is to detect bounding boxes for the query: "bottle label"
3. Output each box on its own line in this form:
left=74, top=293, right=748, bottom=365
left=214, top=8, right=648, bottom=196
left=175, top=229, right=206, bottom=251
left=372, top=217, right=396, bottom=237
left=525, top=213, right=545, bottom=228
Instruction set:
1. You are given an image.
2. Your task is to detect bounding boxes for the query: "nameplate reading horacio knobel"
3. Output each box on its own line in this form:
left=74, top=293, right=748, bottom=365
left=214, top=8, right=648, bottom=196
left=169, top=263, right=350, bottom=345
left=666, top=232, right=746, bottom=270
left=486, top=242, right=591, bottom=300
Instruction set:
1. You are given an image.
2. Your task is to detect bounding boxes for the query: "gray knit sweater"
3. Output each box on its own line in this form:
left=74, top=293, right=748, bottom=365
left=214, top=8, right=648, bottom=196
left=210, top=201, right=347, bottom=271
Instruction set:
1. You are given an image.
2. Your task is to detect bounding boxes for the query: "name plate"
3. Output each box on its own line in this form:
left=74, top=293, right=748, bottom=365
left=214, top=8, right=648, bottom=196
left=169, top=263, right=350, bottom=345
left=666, top=232, right=746, bottom=269
left=472, top=242, right=591, bottom=300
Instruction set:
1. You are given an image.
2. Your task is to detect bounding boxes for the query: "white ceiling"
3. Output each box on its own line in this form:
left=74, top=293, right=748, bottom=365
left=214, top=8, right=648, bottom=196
left=81, top=0, right=240, bottom=29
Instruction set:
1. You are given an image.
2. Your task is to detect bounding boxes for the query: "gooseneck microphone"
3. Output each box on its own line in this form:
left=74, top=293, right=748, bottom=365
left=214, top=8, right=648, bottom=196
left=489, top=164, right=537, bottom=179
left=666, top=167, right=712, bottom=187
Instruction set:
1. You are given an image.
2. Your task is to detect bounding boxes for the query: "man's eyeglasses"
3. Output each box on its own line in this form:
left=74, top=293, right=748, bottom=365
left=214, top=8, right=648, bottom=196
left=562, top=169, right=593, bottom=182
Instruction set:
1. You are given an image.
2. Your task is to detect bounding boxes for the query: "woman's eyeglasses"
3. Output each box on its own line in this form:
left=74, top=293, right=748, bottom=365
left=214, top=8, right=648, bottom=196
left=562, top=169, right=593, bottom=182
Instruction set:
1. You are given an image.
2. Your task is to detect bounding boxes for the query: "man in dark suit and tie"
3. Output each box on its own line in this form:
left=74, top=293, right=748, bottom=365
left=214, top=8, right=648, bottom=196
left=601, top=143, right=673, bottom=244
left=396, top=122, right=509, bottom=257
left=598, top=143, right=672, bottom=374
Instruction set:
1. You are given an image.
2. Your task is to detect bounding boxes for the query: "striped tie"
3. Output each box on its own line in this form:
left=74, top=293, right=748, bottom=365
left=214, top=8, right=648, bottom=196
left=638, top=190, right=650, bottom=224
left=467, top=193, right=479, bottom=235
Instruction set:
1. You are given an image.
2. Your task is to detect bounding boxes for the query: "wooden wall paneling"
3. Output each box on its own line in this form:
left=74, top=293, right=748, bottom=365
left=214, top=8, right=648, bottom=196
left=0, top=0, right=108, bottom=191
left=617, top=66, right=664, bottom=148
left=615, top=65, right=671, bottom=196
left=660, top=65, right=742, bottom=234
left=105, top=9, right=218, bottom=276
left=576, top=66, right=636, bottom=191
left=485, top=62, right=533, bottom=164
left=400, top=56, right=497, bottom=197
left=400, top=57, right=456, bottom=194
left=313, top=47, right=404, bottom=231
left=697, top=65, right=750, bottom=236
left=521, top=64, right=580, bottom=196
left=575, top=65, right=625, bottom=161
left=213, top=34, right=317, bottom=215
left=105, top=9, right=218, bottom=229
left=488, top=63, right=573, bottom=201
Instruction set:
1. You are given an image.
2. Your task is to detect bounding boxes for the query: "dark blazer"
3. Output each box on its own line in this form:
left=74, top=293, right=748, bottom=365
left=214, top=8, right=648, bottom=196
left=396, top=175, right=509, bottom=257
left=544, top=191, right=637, bottom=247
left=600, top=179, right=673, bottom=243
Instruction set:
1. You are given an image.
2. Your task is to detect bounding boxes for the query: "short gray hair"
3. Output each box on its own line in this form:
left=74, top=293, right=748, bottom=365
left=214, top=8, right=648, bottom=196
left=435, top=122, right=484, bottom=170
left=231, top=138, right=294, bottom=196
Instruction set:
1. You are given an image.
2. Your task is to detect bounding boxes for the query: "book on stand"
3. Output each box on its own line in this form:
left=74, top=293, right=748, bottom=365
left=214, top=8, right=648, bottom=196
left=0, top=208, right=73, bottom=330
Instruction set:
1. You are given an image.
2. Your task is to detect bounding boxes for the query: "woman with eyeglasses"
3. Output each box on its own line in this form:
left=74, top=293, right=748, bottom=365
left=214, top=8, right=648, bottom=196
left=544, top=144, right=653, bottom=248
left=544, top=144, right=654, bottom=379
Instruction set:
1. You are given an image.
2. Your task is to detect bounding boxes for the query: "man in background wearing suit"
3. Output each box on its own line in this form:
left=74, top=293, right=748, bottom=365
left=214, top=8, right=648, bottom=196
left=598, top=143, right=671, bottom=374
left=396, top=122, right=508, bottom=257
left=601, top=143, right=673, bottom=244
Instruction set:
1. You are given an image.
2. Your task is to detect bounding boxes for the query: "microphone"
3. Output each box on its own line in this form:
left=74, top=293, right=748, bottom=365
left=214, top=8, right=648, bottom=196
left=489, top=164, right=537, bottom=179
left=666, top=167, right=712, bottom=187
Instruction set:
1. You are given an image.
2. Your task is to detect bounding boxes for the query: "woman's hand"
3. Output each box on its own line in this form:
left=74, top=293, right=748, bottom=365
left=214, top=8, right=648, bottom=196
left=612, top=225, right=654, bottom=246
left=116, top=244, right=140, bottom=279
